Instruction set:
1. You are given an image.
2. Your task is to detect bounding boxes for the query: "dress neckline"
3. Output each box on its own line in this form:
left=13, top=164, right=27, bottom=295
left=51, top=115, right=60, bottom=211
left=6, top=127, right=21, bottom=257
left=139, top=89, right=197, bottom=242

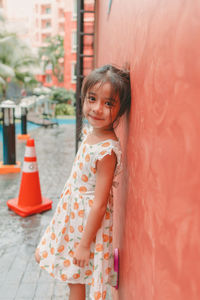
left=84, top=138, right=119, bottom=147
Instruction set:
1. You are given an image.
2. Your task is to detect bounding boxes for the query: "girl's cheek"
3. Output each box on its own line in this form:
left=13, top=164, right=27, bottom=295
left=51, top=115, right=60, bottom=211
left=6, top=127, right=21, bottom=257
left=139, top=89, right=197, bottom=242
left=83, top=100, right=89, bottom=110
left=82, top=103, right=87, bottom=115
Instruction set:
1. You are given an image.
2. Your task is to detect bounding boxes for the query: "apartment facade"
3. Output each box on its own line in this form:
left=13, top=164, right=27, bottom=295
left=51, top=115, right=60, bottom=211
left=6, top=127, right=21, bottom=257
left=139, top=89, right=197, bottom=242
left=0, top=0, right=35, bottom=46
left=33, top=0, right=94, bottom=91
left=33, top=0, right=66, bottom=87
left=0, top=0, right=5, bottom=9
left=63, top=0, right=77, bottom=91
left=1, top=0, right=94, bottom=92
left=33, top=0, right=65, bottom=48
left=64, top=0, right=95, bottom=92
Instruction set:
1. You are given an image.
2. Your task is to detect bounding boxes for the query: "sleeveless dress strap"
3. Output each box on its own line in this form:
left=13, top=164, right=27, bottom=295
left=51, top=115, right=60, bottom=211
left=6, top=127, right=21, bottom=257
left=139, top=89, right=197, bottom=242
left=91, top=140, right=122, bottom=179
left=81, top=124, right=93, bottom=141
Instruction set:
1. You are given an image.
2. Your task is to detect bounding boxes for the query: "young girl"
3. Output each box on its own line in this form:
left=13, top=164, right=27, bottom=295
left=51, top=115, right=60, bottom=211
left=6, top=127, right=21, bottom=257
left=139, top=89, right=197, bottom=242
left=35, top=64, right=131, bottom=300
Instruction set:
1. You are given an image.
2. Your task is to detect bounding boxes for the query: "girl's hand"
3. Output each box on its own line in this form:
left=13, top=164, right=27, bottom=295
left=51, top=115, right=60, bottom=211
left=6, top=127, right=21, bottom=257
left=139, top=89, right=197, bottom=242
left=73, top=244, right=90, bottom=268
left=35, top=248, right=41, bottom=264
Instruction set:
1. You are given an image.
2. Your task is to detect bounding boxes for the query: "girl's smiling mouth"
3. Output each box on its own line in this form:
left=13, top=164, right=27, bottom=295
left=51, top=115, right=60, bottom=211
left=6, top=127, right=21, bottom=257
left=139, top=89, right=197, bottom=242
left=89, top=115, right=104, bottom=121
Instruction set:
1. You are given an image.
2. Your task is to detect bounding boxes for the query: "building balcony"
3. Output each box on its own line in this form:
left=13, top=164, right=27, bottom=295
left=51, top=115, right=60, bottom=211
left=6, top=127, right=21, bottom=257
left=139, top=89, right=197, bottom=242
left=41, top=14, right=52, bottom=20
left=58, top=17, right=65, bottom=23
left=58, top=2, right=64, bottom=9
left=35, top=0, right=51, bottom=3
left=41, top=27, right=52, bottom=33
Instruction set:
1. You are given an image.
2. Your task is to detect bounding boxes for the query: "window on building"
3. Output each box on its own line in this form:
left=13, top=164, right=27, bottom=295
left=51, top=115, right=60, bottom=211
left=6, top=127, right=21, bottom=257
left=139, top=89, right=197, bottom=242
left=45, top=6, right=51, bottom=14
left=59, top=23, right=65, bottom=32
left=46, top=63, right=52, bottom=71
left=41, top=4, right=51, bottom=14
left=72, top=0, right=77, bottom=19
left=71, top=31, right=77, bottom=52
left=71, top=62, right=77, bottom=83
left=46, top=21, right=51, bottom=28
left=42, top=33, right=51, bottom=42
left=59, top=8, right=64, bottom=18
left=46, top=74, right=52, bottom=83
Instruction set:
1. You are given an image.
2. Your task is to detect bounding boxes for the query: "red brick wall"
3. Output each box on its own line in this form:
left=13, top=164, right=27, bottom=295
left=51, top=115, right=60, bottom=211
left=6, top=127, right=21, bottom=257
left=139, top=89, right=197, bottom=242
left=96, top=1, right=200, bottom=299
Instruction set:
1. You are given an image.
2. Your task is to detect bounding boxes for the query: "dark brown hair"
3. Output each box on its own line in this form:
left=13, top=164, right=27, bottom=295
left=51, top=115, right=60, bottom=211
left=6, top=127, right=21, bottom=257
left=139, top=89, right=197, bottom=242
left=81, top=64, right=131, bottom=121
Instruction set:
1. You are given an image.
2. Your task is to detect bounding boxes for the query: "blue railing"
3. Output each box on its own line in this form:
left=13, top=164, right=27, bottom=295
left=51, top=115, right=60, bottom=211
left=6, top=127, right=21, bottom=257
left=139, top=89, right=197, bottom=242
left=0, top=118, right=76, bottom=142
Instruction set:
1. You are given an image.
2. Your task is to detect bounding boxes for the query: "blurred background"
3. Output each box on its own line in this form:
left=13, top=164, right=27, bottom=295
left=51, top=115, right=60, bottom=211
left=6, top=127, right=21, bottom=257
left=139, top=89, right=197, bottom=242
left=1, top=0, right=200, bottom=300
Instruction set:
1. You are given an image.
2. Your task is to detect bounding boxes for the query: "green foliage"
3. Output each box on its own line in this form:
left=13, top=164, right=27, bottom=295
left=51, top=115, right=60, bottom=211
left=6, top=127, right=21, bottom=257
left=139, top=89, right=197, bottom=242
left=0, top=14, right=39, bottom=98
left=50, top=87, right=75, bottom=104
left=33, top=86, right=51, bottom=96
left=39, top=35, right=64, bottom=82
left=55, top=103, right=75, bottom=116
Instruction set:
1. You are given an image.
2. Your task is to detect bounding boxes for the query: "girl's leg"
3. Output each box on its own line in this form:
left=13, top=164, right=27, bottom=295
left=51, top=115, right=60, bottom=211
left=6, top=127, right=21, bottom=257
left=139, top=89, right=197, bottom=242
left=68, top=284, right=85, bottom=300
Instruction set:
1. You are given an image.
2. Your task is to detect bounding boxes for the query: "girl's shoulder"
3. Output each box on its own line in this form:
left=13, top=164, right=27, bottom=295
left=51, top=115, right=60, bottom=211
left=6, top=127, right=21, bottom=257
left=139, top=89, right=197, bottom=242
left=81, top=125, right=122, bottom=175
left=87, top=138, right=122, bottom=176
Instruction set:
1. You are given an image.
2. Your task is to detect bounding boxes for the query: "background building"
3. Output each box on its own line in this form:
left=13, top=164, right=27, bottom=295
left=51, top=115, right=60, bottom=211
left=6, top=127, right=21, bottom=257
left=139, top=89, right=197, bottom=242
left=63, top=0, right=77, bottom=91
left=0, top=0, right=5, bottom=9
left=0, top=0, right=35, bottom=46
left=64, top=0, right=94, bottom=92
left=33, top=0, right=65, bottom=48
left=33, top=0, right=66, bottom=88
left=0, top=0, right=95, bottom=93
left=33, top=0, right=94, bottom=92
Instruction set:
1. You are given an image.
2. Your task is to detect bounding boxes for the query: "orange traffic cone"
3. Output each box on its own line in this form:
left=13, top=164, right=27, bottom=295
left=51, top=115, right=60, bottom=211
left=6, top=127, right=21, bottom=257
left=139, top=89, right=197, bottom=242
left=7, top=139, right=52, bottom=217
left=17, top=133, right=30, bottom=140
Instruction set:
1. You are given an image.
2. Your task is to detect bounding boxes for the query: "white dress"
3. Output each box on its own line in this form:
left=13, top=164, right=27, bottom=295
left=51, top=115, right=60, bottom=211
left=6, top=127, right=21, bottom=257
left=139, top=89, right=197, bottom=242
left=37, top=128, right=122, bottom=300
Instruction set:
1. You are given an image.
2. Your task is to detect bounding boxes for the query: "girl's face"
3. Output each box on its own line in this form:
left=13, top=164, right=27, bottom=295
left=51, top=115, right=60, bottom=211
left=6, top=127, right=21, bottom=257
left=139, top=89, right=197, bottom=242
left=83, top=82, right=120, bottom=131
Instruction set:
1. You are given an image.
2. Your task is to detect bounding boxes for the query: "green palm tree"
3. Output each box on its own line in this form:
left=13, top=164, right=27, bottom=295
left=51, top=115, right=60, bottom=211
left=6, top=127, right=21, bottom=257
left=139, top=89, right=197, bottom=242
left=0, top=12, right=15, bottom=98
left=39, top=35, right=64, bottom=82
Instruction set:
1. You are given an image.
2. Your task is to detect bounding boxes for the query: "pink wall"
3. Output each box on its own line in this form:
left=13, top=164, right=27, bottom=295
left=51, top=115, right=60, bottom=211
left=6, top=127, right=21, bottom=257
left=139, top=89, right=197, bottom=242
left=95, top=1, right=200, bottom=299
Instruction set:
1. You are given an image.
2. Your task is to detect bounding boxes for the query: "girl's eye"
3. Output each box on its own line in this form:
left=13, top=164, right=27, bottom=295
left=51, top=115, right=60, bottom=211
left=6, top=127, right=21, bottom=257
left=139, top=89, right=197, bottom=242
left=88, top=96, right=96, bottom=102
left=105, top=101, right=114, bottom=107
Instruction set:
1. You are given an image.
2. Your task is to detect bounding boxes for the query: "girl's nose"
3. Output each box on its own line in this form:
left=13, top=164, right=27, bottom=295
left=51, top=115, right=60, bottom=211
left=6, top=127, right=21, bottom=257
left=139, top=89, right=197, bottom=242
left=93, top=101, right=103, bottom=114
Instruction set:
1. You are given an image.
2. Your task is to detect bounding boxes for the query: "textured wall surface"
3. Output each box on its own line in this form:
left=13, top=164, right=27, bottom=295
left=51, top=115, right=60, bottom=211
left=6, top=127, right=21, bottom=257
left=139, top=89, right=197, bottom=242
left=95, top=0, right=200, bottom=299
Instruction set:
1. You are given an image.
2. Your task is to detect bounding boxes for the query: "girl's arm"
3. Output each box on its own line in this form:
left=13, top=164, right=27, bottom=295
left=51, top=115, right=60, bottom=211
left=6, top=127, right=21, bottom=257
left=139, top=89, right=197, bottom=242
left=73, top=152, right=116, bottom=268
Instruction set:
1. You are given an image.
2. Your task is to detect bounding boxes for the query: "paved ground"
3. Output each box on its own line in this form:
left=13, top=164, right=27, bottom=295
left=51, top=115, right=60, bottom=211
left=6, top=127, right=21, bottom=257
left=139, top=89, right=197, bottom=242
left=0, top=124, right=112, bottom=300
